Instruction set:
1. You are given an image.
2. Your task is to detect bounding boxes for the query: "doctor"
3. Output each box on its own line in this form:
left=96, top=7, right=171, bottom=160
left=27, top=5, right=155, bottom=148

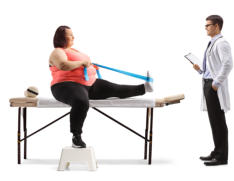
left=193, top=15, right=233, bottom=166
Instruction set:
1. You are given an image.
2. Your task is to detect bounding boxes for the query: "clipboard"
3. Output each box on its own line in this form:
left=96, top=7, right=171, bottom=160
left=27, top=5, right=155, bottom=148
left=184, top=53, right=203, bottom=74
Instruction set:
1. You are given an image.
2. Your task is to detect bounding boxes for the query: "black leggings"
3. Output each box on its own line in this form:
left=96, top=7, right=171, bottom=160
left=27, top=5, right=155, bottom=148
left=51, top=79, right=145, bottom=134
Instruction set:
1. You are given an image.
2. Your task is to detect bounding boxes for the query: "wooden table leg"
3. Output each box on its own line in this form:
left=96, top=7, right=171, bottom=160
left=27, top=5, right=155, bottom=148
left=144, top=108, right=150, bottom=160
left=148, top=108, right=153, bottom=165
left=23, top=108, right=27, bottom=159
left=18, top=107, right=21, bottom=164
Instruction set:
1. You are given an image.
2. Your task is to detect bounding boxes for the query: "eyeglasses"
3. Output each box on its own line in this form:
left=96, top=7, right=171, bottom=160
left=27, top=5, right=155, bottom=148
left=205, top=24, right=214, bottom=28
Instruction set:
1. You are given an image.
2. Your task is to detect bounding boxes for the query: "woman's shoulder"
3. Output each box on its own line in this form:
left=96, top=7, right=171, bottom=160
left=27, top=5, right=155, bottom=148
left=50, top=48, right=66, bottom=57
left=49, top=48, right=68, bottom=62
left=52, top=47, right=65, bottom=53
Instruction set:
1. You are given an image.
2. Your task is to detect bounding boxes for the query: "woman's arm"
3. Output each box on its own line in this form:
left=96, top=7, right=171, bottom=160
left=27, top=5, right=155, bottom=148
left=49, top=48, right=90, bottom=71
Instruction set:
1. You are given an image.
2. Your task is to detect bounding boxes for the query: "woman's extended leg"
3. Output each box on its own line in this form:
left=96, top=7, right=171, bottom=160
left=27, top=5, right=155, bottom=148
left=89, top=79, right=146, bottom=99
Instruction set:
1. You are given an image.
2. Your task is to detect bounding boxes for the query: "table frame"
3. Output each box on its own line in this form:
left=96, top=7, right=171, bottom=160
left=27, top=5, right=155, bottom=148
left=16, top=107, right=154, bottom=164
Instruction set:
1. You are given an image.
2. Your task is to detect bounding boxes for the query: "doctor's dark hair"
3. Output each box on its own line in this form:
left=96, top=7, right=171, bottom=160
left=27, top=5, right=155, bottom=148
left=206, top=15, right=223, bottom=31
left=53, top=26, right=71, bottom=48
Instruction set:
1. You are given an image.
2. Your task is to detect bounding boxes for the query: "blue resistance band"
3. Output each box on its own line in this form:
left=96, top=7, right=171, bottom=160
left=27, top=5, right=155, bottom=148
left=84, top=67, right=102, bottom=80
left=84, top=67, right=89, bottom=81
left=92, top=63, right=153, bottom=82
left=96, top=69, right=102, bottom=79
left=84, top=64, right=153, bottom=82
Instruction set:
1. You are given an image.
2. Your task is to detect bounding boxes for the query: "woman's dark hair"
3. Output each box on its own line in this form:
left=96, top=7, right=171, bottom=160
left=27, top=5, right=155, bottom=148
left=206, top=15, right=223, bottom=31
left=53, top=25, right=71, bottom=48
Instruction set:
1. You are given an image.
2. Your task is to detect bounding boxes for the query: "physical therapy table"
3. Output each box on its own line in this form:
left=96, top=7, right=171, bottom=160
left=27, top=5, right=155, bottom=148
left=9, top=94, right=184, bottom=165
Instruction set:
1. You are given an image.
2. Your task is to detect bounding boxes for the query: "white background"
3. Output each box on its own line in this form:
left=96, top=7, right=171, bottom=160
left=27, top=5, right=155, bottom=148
left=1, top=0, right=234, bottom=180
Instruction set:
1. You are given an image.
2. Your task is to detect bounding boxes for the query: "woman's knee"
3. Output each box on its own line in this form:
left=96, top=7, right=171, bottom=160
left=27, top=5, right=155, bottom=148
left=72, top=98, right=89, bottom=110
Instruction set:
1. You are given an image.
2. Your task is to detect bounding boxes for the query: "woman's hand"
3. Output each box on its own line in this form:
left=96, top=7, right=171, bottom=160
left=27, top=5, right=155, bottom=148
left=82, top=59, right=91, bottom=67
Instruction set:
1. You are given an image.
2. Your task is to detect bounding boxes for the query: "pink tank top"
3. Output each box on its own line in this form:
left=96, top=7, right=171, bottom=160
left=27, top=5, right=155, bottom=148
left=50, top=48, right=96, bottom=86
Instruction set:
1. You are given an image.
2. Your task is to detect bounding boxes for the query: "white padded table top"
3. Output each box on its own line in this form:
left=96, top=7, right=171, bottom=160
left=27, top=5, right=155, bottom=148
left=38, top=97, right=156, bottom=108
left=10, top=94, right=184, bottom=108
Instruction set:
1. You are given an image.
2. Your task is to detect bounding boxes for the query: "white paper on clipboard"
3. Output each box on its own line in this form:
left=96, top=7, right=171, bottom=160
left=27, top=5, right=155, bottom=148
left=184, top=53, right=203, bottom=73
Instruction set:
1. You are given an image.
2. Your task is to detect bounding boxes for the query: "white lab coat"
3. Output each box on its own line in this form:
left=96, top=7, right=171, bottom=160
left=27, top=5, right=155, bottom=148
left=201, top=37, right=233, bottom=112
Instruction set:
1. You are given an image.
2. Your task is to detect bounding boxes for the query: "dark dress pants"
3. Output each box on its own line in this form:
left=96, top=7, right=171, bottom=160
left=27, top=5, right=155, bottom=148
left=203, top=79, right=228, bottom=161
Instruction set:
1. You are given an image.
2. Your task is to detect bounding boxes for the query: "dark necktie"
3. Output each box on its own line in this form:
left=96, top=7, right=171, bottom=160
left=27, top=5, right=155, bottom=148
left=202, top=41, right=211, bottom=73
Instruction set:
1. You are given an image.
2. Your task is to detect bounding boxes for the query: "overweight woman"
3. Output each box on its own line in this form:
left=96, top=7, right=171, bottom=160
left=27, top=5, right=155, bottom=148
left=49, top=26, right=153, bottom=148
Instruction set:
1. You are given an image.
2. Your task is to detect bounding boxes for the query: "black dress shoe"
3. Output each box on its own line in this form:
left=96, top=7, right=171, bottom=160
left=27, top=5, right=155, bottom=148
left=72, top=135, right=86, bottom=148
left=200, top=155, right=214, bottom=161
left=204, top=159, right=227, bottom=166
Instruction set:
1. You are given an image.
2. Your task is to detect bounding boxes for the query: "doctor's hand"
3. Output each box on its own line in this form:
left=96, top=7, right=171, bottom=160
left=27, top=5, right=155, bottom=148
left=193, top=64, right=201, bottom=71
left=212, top=85, right=218, bottom=91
